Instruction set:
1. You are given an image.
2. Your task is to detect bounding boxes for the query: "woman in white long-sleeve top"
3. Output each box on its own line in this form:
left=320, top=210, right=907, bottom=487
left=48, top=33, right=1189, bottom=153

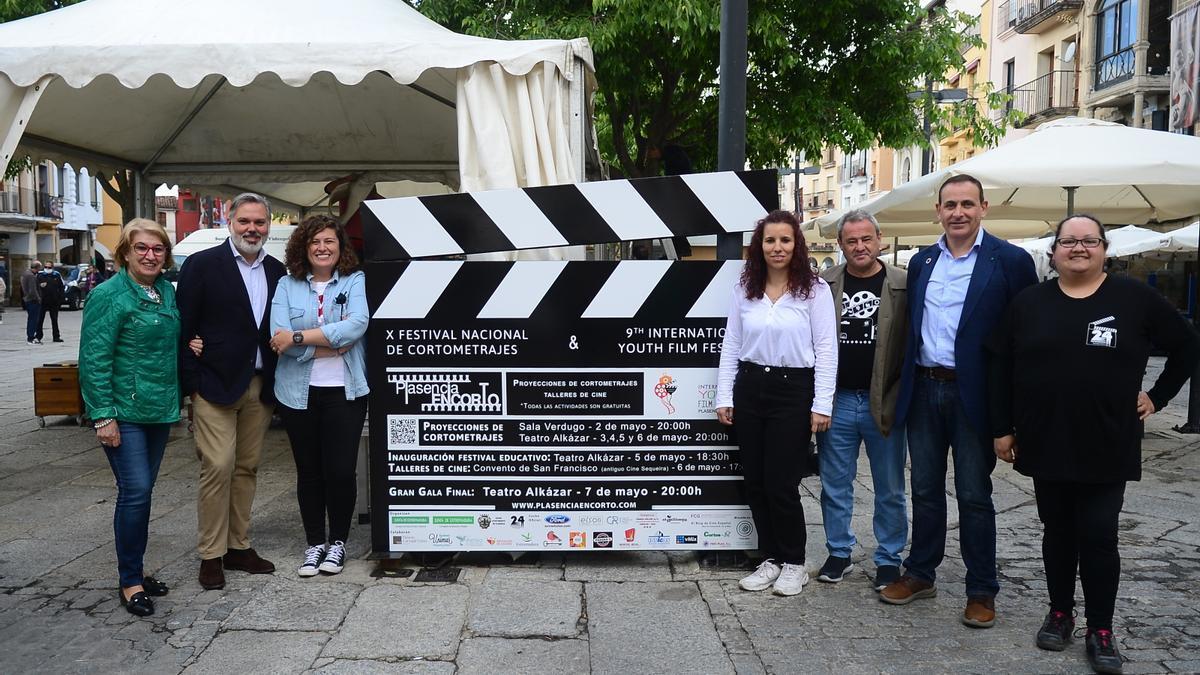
left=267, top=215, right=369, bottom=577
left=716, top=209, right=838, bottom=597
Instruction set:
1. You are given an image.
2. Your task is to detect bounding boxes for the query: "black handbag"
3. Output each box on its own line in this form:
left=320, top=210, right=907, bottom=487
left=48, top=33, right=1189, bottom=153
left=800, top=438, right=820, bottom=478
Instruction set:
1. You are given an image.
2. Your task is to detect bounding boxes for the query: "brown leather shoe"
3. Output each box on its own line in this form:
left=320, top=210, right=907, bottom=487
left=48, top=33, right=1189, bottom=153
left=963, top=595, right=996, bottom=628
left=199, top=557, right=225, bottom=590
left=879, top=575, right=937, bottom=605
left=223, top=547, right=276, bottom=574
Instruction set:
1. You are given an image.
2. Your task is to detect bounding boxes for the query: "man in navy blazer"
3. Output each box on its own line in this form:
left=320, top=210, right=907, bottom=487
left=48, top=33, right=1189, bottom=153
left=177, top=193, right=286, bottom=590
left=879, top=175, right=1037, bottom=629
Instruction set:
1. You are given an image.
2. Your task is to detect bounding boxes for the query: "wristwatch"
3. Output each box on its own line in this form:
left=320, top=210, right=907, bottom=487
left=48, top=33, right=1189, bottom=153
left=292, top=331, right=304, bottom=345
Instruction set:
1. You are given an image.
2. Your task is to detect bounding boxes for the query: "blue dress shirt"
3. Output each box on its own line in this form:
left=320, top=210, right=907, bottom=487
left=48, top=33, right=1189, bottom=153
left=918, top=227, right=985, bottom=368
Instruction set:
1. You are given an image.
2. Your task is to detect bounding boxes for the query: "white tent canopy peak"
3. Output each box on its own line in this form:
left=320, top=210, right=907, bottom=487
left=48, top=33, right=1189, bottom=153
left=0, top=0, right=594, bottom=89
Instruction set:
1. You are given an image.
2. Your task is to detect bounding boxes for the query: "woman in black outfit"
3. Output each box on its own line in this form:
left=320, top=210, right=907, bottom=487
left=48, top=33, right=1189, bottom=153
left=989, top=215, right=1199, bottom=674
left=715, top=210, right=838, bottom=597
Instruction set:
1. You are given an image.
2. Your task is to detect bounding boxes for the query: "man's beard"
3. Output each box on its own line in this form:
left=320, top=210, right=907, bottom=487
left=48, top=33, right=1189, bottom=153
left=231, top=231, right=265, bottom=257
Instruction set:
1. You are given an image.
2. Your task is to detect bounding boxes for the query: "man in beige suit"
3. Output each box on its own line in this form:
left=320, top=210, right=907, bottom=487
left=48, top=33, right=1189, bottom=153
left=815, top=209, right=909, bottom=592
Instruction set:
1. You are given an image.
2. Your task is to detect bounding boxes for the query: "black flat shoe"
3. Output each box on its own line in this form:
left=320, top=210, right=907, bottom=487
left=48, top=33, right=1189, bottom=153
left=142, top=576, right=169, bottom=596
left=118, top=589, right=155, bottom=617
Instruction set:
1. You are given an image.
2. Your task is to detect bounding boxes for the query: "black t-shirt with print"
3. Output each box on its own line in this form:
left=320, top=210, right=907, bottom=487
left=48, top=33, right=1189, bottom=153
left=837, top=266, right=885, bottom=390
left=988, top=274, right=1199, bottom=482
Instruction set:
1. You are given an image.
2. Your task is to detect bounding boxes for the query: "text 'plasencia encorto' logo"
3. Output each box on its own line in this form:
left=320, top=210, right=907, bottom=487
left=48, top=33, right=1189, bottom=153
left=696, top=384, right=717, bottom=415
left=386, top=371, right=503, bottom=415
left=653, top=373, right=678, bottom=414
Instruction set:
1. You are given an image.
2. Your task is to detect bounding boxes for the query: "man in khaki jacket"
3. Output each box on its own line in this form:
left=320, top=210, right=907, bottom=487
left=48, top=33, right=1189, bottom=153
left=815, top=209, right=909, bottom=591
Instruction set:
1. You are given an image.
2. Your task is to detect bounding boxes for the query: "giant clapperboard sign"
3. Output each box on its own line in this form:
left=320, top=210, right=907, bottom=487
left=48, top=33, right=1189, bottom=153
left=362, top=170, right=776, bottom=554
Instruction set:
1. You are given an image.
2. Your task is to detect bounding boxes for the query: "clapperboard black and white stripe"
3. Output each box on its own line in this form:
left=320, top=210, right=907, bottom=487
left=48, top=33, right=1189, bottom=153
left=361, top=169, right=777, bottom=260
left=369, top=260, right=744, bottom=321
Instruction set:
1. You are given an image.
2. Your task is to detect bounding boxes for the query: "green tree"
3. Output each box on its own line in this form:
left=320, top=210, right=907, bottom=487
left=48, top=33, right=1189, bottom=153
left=0, top=0, right=80, bottom=23
left=416, top=0, right=1007, bottom=177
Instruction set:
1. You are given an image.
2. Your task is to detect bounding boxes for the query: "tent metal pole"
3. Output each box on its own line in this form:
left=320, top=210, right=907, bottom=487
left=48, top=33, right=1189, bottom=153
left=1065, top=186, right=1076, bottom=216
left=215, top=184, right=307, bottom=214
left=568, top=57, right=587, bottom=183
left=19, top=133, right=139, bottom=170
left=406, top=83, right=455, bottom=109
left=143, top=77, right=227, bottom=176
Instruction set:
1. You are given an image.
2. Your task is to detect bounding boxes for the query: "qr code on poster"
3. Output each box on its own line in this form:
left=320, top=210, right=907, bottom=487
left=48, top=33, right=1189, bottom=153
left=387, top=416, right=418, bottom=449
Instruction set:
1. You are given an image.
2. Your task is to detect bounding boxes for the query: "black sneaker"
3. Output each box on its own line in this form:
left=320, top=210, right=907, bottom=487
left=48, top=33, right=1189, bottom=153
left=1085, top=628, right=1124, bottom=674
left=1035, top=610, right=1073, bottom=651
left=873, top=564, right=901, bottom=591
left=816, top=555, right=854, bottom=583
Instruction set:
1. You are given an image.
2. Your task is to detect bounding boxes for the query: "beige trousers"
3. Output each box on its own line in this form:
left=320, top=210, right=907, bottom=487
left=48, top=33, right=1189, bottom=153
left=193, top=376, right=273, bottom=559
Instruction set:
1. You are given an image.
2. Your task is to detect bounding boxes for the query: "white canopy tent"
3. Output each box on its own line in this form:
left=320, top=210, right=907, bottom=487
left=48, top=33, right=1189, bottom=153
left=0, top=0, right=596, bottom=220
left=1104, top=225, right=1174, bottom=258
left=812, top=117, right=1200, bottom=239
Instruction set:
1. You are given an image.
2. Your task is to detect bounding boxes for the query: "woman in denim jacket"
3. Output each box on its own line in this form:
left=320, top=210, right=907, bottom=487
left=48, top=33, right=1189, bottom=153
left=268, top=215, right=368, bottom=577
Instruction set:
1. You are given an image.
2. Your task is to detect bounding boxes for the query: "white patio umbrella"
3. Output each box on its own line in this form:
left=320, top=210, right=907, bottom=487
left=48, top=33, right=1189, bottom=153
left=814, top=117, right=1200, bottom=239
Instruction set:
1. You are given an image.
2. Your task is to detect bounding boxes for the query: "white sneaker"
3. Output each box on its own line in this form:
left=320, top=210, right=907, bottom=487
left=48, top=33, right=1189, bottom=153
left=319, top=540, right=346, bottom=574
left=772, top=563, right=810, bottom=596
left=298, top=544, right=325, bottom=577
left=739, top=559, right=782, bottom=591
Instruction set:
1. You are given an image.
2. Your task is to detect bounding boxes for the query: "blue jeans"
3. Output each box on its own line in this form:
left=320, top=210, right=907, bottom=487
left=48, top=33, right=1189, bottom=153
left=904, top=376, right=999, bottom=597
left=24, top=300, right=41, bottom=341
left=818, top=389, right=908, bottom=568
left=103, top=422, right=170, bottom=588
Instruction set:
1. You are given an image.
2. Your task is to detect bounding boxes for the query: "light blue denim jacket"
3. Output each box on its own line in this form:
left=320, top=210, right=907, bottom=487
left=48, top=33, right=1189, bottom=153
left=271, top=269, right=369, bottom=409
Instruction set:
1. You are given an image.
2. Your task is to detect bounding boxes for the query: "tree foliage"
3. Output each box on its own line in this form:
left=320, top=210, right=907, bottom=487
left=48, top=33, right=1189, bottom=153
left=0, top=0, right=80, bottom=23
left=415, top=0, right=1007, bottom=177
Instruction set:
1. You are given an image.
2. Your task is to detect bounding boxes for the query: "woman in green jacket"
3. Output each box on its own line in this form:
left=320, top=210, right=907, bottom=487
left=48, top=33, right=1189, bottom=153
left=79, top=218, right=180, bottom=618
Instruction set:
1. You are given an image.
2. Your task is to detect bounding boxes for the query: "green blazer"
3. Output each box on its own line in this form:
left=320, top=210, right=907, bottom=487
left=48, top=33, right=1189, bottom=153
left=79, top=269, right=181, bottom=424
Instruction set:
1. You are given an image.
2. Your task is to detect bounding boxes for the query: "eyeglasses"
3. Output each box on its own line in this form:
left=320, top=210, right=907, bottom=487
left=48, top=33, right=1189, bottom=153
left=132, top=243, right=167, bottom=257
left=1055, top=237, right=1104, bottom=249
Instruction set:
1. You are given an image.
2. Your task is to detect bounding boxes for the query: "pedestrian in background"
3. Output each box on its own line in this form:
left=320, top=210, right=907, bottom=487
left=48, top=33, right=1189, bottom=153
left=78, top=218, right=180, bottom=618
left=816, top=209, right=909, bottom=591
left=882, top=174, right=1037, bottom=629
left=176, top=192, right=285, bottom=590
left=268, top=215, right=368, bottom=577
left=716, top=209, right=837, bottom=597
left=37, top=263, right=65, bottom=342
left=0, top=273, right=7, bottom=323
left=989, top=215, right=1200, bottom=675
left=20, top=260, right=42, bottom=344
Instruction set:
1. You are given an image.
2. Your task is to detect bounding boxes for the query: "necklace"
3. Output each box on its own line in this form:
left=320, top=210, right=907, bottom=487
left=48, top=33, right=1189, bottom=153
left=137, top=281, right=160, bottom=303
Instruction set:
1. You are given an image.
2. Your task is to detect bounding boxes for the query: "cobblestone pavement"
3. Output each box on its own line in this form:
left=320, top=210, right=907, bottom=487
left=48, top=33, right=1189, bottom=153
left=1, top=310, right=1198, bottom=673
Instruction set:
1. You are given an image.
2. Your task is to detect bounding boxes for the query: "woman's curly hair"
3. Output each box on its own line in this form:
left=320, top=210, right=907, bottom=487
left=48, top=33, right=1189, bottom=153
left=740, top=209, right=816, bottom=300
left=285, top=214, right=359, bottom=279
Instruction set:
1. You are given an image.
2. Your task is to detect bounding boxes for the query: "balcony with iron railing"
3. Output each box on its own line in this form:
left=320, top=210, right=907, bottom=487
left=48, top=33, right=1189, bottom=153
left=0, top=188, right=61, bottom=220
left=1011, top=70, right=1079, bottom=126
left=840, top=162, right=867, bottom=185
left=960, top=20, right=981, bottom=52
left=805, top=191, right=836, bottom=211
left=1007, top=0, right=1084, bottom=34
left=1095, top=47, right=1135, bottom=90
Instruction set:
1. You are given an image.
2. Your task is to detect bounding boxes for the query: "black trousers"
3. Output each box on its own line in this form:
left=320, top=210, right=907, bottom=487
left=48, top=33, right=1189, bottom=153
left=1033, top=478, right=1126, bottom=630
left=733, top=362, right=814, bottom=565
left=38, top=304, right=59, bottom=340
left=279, top=387, right=368, bottom=546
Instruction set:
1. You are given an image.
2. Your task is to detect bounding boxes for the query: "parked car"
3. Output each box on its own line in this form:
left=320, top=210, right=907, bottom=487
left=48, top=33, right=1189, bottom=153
left=167, top=226, right=293, bottom=287
left=52, top=264, right=89, bottom=310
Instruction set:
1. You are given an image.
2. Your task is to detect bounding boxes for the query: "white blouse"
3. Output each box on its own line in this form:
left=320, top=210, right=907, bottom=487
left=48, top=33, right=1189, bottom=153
left=716, top=279, right=838, bottom=415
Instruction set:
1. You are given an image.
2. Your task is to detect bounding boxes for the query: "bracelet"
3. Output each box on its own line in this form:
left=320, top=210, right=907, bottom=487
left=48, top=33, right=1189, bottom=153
left=93, top=418, right=115, bottom=430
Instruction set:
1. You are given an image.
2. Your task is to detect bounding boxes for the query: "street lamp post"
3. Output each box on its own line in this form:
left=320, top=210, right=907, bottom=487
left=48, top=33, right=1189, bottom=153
left=778, top=158, right=821, bottom=216
left=716, top=0, right=748, bottom=261
left=909, top=87, right=968, bottom=176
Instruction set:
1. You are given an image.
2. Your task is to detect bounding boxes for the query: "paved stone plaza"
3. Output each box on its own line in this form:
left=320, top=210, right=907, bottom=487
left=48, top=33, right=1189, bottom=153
left=1, top=310, right=1198, bottom=673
